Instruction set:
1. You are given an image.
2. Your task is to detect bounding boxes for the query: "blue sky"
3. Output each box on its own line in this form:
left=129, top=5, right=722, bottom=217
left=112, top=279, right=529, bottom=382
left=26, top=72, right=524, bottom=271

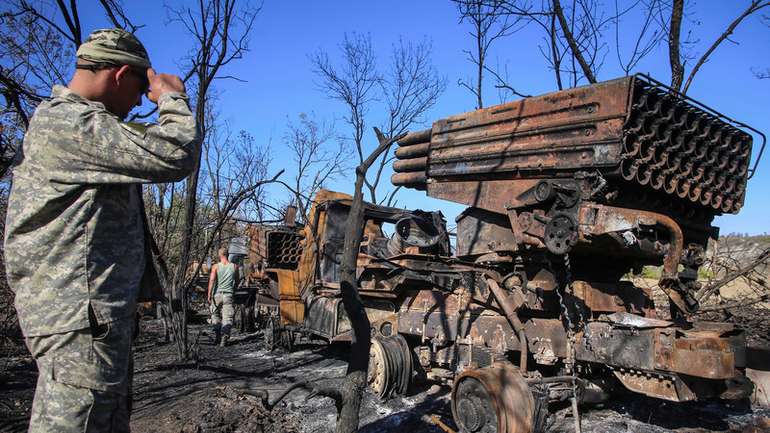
left=75, top=1, right=768, bottom=235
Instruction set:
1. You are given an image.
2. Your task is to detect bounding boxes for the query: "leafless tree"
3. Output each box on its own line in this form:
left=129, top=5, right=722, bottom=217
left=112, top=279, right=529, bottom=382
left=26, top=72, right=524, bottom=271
left=460, top=0, right=611, bottom=91
left=532, top=0, right=622, bottom=87
left=612, top=0, right=667, bottom=76
left=200, top=124, right=272, bottom=243
left=311, top=34, right=445, bottom=205
left=143, top=121, right=275, bottom=347
left=375, top=38, right=446, bottom=206
left=457, top=0, right=768, bottom=94
left=309, top=127, right=406, bottom=433
left=664, top=0, right=770, bottom=93
left=455, top=0, right=525, bottom=108
left=284, top=112, right=347, bottom=223
left=231, top=130, right=273, bottom=222
left=151, top=0, right=263, bottom=359
left=695, top=239, right=769, bottom=311
left=311, top=33, right=380, bottom=188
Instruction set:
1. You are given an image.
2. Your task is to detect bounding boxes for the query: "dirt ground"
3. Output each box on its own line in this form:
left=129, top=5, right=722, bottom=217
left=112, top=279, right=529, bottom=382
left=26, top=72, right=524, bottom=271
left=2, top=306, right=770, bottom=433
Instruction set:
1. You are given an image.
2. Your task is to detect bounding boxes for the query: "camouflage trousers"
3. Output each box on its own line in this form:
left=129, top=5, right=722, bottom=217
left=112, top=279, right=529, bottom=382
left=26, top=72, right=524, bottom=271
left=24, top=315, right=134, bottom=433
left=210, top=293, right=234, bottom=337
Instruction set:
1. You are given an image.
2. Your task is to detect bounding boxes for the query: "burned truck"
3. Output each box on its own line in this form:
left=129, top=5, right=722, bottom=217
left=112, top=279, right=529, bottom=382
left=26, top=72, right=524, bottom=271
left=246, top=189, right=452, bottom=357
left=389, top=74, right=763, bottom=432
left=254, top=74, right=763, bottom=433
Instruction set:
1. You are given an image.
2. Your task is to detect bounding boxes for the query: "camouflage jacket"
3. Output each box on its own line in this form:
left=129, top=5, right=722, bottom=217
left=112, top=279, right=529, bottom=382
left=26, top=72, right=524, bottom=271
left=4, top=85, right=199, bottom=337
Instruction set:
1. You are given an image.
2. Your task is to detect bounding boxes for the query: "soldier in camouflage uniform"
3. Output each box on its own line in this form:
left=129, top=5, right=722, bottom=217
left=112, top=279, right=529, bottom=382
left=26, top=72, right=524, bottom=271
left=4, top=29, right=200, bottom=432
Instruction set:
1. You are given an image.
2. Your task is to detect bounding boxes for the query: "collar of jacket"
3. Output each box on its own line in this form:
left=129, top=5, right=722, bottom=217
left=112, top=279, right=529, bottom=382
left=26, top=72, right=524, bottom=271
left=51, top=85, right=110, bottom=112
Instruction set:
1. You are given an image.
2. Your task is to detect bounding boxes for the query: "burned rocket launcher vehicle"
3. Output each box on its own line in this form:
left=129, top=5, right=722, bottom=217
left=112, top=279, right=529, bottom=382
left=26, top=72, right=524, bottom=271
left=249, top=189, right=454, bottom=363
left=389, top=74, right=764, bottom=432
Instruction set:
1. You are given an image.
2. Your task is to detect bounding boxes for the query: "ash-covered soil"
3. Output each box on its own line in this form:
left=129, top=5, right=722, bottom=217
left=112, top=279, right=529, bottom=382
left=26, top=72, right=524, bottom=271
left=2, top=309, right=770, bottom=433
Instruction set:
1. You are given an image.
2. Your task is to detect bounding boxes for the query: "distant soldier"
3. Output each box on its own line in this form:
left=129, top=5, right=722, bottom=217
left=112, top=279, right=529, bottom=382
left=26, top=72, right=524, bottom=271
left=207, top=247, right=238, bottom=346
left=4, top=29, right=200, bottom=432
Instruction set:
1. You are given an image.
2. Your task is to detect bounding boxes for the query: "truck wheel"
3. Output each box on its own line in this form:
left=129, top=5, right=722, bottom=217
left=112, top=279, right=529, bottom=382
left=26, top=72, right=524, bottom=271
left=367, top=334, right=413, bottom=399
left=451, top=362, right=546, bottom=433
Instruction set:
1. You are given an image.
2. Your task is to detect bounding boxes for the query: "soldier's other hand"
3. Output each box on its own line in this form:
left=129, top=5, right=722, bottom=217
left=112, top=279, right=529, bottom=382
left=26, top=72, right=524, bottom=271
left=146, top=68, right=185, bottom=103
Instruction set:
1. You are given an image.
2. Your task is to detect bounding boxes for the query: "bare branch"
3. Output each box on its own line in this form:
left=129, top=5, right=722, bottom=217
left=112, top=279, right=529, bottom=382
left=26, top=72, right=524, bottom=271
left=97, top=0, right=141, bottom=32
left=613, top=0, right=665, bottom=75
left=311, top=33, right=381, bottom=169
left=682, top=1, right=770, bottom=94
left=54, top=0, right=81, bottom=46
left=454, top=0, right=526, bottom=108
left=284, top=113, right=347, bottom=222
left=553, top=0, right=597, bottom=83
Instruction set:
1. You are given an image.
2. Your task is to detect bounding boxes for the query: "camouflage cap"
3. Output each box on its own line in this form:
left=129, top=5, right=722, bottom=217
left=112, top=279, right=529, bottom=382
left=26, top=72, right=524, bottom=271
left=76, top=28, right=151, bottom=69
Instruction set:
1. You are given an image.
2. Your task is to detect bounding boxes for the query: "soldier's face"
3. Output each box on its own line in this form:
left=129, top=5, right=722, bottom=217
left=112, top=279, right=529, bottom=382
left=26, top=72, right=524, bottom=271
left=110, top=65, right=148, bottom=119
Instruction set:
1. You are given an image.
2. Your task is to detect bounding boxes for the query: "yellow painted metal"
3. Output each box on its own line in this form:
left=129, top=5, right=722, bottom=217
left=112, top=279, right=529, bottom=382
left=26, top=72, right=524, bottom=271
left=269, top=189, right=355, bottom=327
left=272, top=268, right=304, bottom=326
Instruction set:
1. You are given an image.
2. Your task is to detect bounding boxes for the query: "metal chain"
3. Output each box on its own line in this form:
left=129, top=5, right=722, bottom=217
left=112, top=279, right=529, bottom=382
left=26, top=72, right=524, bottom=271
left=554, top=271, right=575, bottom=332
left=564, top=254, right=587, bottom=332
left=554, top=253, right=577, bottom=373
left=556, top=252, right=592, bottom=375
left=558, top=252, right=584, bottom=433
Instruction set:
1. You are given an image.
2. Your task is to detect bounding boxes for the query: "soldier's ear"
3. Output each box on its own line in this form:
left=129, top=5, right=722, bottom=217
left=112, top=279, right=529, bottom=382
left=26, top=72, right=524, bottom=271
left=114, top=65, right=131, bottom=87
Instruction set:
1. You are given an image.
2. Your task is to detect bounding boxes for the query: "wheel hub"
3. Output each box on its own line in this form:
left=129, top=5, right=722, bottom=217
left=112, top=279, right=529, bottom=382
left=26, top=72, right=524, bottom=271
left=457, top=397, right=485, bottom=432
left=451, top=363, right=539, bottom=433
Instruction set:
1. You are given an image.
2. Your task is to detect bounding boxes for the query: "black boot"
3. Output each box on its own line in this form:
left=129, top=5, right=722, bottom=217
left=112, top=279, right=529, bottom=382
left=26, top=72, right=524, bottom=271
left=213, top=324, right=221, bottom=345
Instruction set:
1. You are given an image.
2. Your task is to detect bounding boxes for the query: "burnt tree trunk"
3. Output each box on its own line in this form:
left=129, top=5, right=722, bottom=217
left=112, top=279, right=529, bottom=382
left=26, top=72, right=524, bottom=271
left=334, top=128, right=406, bottom=433
left=668, top=0, right=685, bottom=91
left=552, top=0, right=597, bottom=84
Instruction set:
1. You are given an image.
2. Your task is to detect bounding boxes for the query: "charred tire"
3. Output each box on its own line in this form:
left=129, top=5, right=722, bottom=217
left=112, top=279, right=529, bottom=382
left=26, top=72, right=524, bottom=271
left=367, top=334, right=413, bottom=399
left=451, top=362, right=545, bottom=433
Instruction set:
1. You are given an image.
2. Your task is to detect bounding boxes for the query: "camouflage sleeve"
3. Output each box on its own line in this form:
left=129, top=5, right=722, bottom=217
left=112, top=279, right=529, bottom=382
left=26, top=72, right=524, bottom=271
left=53, top=92, right=200, bottom=184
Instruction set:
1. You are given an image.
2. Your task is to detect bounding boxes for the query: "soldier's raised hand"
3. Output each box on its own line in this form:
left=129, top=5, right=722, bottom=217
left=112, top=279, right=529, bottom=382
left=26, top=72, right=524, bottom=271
left=146, top=68, right=185, bottom=103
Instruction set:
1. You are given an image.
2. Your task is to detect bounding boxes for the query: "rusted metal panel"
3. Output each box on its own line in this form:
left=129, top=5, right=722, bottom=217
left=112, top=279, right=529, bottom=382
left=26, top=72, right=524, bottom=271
left=279, top=299, right=304, bottom=328
left=523, top=318, right=569, bottom=359
left=456, top=207, right=519, bottom=257
left=669, top=344, right=734, bottom=379
left=397, top=310, right=523, bottom=353
left=428, top=118, right=625, bottom=176
left=428, top=179, right=540, bottom=215
left=612, top=370, right=695, bottom=402
left=666, top=329, right=735, bottom=379
left=578, top=321, right=738, bottom=381
left=304, top=296, right=339, bottom=339
left=570, top=280, right=655, bottom=316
